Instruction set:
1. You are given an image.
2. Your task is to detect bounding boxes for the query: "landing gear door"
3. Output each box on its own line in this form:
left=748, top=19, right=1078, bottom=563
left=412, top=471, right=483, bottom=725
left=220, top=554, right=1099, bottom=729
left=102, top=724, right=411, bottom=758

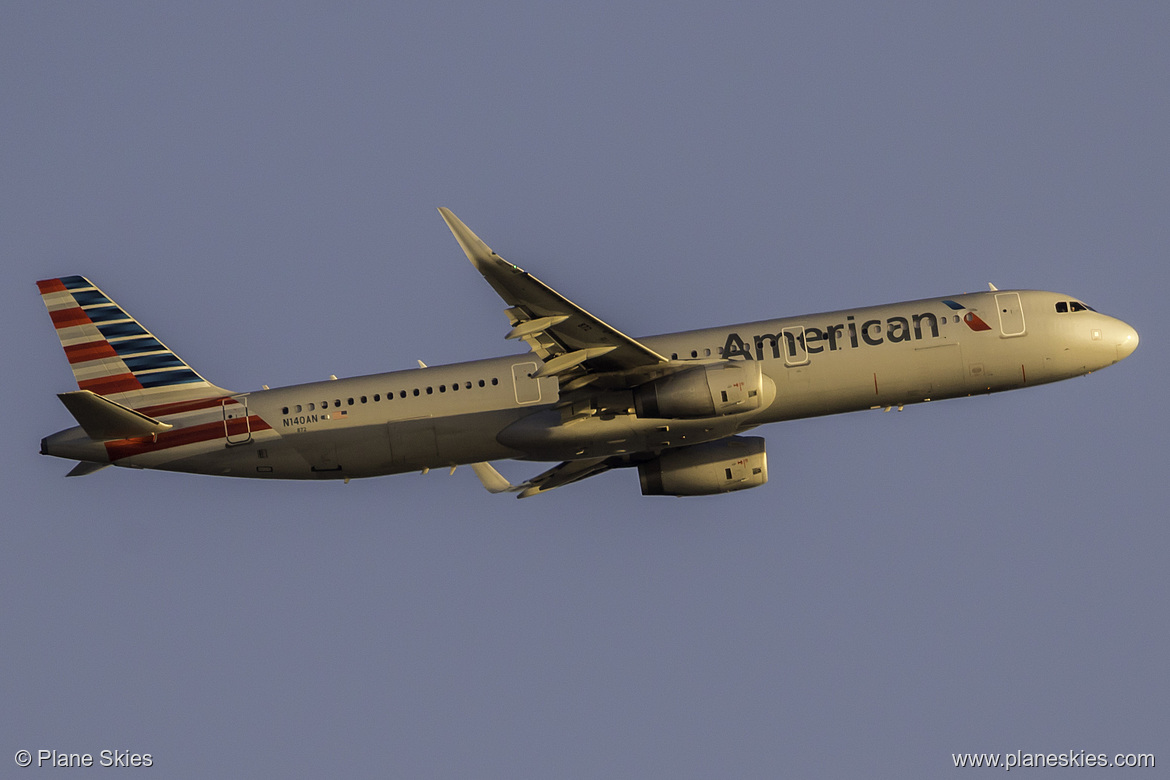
left=223, top=397, right=252, bottom=445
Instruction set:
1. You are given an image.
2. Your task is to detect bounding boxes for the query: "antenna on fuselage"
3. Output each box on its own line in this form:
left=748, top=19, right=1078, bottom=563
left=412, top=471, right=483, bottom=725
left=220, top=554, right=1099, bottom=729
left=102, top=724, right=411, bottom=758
left=988, top=283, right=999, bottom=291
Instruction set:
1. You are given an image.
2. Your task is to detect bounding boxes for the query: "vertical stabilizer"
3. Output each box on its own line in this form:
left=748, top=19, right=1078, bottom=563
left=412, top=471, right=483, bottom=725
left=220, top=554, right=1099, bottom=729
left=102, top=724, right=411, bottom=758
left=37, top=276, right=233, bottom=411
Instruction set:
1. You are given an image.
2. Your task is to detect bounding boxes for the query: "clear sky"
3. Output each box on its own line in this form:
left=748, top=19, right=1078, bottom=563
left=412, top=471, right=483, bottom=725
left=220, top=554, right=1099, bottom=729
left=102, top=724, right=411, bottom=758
left=3, top=2, right=1167, bottom=777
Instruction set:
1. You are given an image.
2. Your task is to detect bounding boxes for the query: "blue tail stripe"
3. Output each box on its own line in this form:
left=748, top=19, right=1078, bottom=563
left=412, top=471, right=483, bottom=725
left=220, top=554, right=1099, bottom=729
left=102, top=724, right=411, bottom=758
left=85, top=306, right=130, bottom=323
left=72, top=290, right=112, bottom=307
left=110, top=337, right=165, bottom=356
left=125, top=354, right=187, bottom=371
left=97, top=321, right=149, bottom=339
left=136, top=369, right=204, bottom=388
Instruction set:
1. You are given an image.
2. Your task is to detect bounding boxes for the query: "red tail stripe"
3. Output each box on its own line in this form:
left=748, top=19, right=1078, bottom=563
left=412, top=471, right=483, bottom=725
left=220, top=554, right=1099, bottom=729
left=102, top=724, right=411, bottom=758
left=64, top=341, right=119, bottom=364
left=50, top=307, right=91, bottom=328
left=37, top=279, right=68, bottom=294
left=137, top=396, right=235, bottom=417
left=105, top=416, right=272, bottom=461
left=78, top=373, right=143, bottom=395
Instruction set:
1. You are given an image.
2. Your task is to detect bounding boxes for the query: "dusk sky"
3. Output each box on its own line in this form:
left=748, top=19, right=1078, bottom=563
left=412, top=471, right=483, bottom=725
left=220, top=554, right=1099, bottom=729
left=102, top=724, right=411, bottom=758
left=3, top=2, right=1167, bottom=776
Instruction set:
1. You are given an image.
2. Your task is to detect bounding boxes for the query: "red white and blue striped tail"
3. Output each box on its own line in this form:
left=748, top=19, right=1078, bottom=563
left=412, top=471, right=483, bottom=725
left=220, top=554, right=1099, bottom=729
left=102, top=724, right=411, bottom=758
left=37, top=275, right=233, bottom=411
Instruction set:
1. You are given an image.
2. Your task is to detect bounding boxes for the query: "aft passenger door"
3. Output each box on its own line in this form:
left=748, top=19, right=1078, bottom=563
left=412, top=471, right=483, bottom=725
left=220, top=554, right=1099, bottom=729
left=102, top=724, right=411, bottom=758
left=222, top=397, right=252, bottom=445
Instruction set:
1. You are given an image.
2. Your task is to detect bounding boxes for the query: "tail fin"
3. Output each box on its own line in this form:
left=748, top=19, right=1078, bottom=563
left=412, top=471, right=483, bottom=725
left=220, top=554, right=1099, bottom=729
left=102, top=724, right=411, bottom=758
left=37, top=275, right=233, bottom=410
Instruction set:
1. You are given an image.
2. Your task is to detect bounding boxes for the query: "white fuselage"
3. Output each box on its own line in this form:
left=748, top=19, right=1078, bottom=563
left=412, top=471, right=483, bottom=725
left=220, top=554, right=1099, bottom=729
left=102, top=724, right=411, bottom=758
left=41, top=288, right=1138, bottom=481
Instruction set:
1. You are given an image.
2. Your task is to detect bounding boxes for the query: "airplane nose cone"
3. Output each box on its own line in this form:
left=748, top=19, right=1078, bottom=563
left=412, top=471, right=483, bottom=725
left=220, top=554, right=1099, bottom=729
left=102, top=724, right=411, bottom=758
left=1116, top=322, right=1139, bottom=361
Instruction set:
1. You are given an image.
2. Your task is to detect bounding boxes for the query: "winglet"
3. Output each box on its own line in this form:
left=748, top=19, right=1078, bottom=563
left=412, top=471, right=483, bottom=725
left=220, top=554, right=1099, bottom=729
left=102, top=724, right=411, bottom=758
left=438, top=207, right=500, bottom=270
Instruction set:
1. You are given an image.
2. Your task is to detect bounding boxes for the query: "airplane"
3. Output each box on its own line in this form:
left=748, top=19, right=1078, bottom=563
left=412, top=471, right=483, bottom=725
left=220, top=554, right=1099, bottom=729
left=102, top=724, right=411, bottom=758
left=38, top=208, right=1139, bottom=497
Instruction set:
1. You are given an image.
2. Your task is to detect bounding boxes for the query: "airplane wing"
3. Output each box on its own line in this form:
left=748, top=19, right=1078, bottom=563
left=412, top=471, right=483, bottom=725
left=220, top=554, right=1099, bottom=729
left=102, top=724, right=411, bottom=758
left=471, top=457, right=621, bottom=498
left=439, top=208, right=674, bottom=392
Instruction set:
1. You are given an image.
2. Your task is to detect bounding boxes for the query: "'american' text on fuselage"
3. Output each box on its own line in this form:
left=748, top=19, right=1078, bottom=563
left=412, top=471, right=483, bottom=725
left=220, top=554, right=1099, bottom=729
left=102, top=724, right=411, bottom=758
left=722, top=311, right=943, bottom=361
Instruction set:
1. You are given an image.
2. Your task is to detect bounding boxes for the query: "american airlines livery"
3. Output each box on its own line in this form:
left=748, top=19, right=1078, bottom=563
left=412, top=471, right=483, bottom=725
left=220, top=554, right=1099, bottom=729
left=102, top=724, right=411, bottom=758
left=39, top=209, right=1139, bottom=497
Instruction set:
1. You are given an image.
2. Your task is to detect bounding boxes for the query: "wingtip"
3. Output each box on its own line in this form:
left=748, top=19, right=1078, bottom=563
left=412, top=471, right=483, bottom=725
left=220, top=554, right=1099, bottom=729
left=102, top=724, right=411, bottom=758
left=470, top=461, right=515, bottom=494
left=437, top=207, right=494, bottom=266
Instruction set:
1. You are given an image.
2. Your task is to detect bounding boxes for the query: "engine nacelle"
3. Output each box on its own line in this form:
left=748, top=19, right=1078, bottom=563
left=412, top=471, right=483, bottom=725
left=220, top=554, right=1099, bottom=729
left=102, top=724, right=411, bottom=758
left=633, top=361, right=773, bottom=419
left=638, top=436, right=768, bottom=496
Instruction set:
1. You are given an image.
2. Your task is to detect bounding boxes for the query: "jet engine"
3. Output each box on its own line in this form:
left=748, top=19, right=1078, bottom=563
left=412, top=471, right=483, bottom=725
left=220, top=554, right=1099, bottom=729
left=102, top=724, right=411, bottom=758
left=633, top=361, right=773, bottom=419
left=637, top=436, right=767, bottom=496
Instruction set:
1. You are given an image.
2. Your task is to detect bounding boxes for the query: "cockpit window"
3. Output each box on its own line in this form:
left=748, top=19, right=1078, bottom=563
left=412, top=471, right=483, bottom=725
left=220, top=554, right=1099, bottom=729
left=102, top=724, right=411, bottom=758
left=1070, top=301, right=1091, bottom=312
left=1056, top=300, right=1097, bottom=313
left=1055, top=301, right=1068, bottom=313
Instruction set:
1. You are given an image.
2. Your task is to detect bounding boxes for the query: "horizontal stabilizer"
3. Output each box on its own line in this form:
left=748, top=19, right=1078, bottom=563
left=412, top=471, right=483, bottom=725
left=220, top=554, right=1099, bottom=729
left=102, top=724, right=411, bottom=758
left=67, top=461, right=111, bottom=477
left=57, top=390, right=174, bottom=441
